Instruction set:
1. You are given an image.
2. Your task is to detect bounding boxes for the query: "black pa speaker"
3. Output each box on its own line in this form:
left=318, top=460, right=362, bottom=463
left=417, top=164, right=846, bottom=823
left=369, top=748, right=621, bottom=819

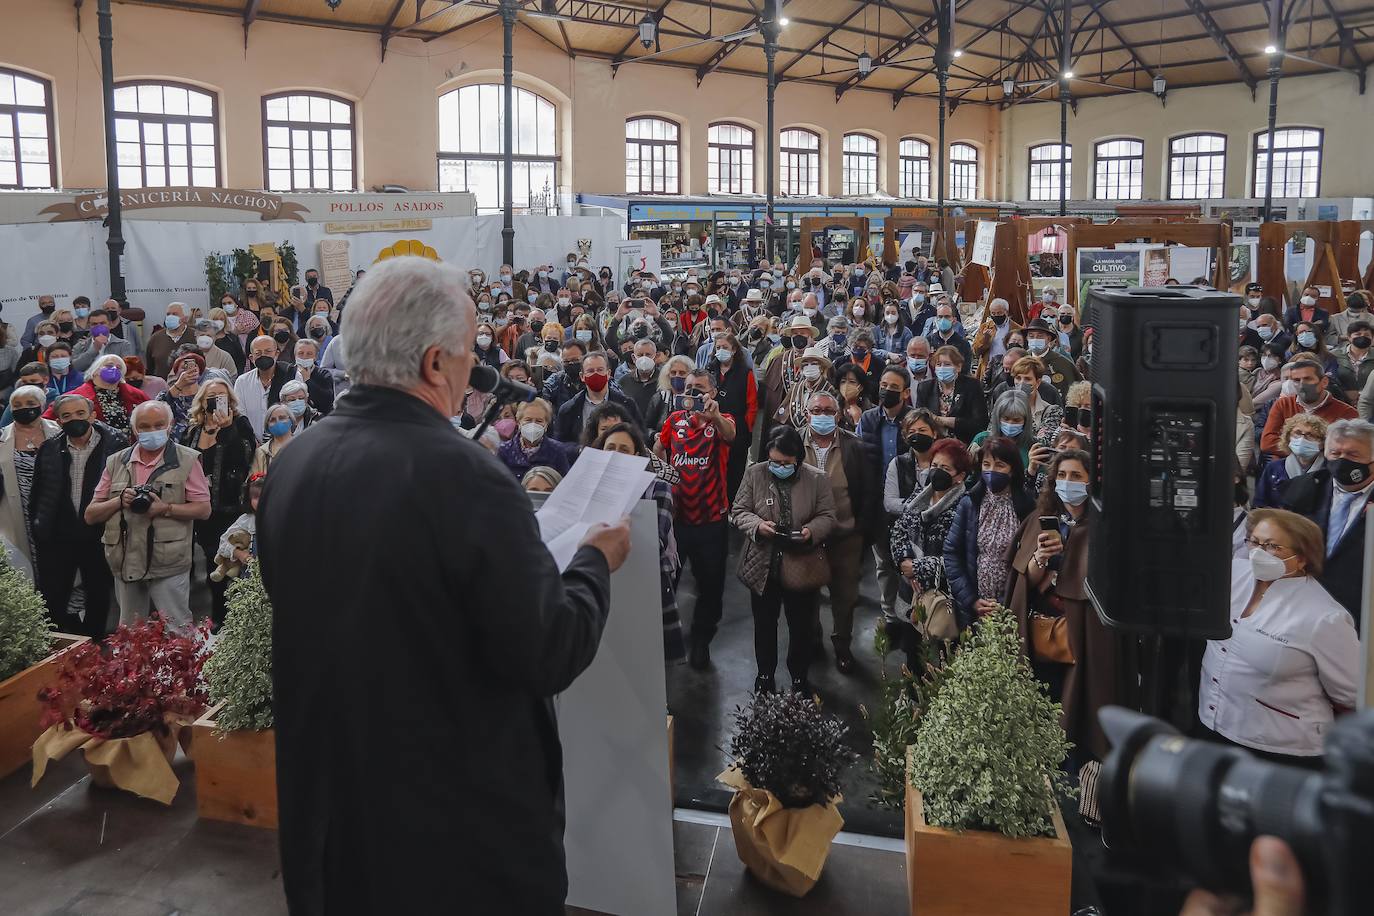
left=1085, top=286, right=1239, bottom=641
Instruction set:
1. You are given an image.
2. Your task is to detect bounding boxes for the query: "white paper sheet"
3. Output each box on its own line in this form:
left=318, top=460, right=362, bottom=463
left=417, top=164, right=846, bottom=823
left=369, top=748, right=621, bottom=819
left=536, top=449, right=656, bottom=570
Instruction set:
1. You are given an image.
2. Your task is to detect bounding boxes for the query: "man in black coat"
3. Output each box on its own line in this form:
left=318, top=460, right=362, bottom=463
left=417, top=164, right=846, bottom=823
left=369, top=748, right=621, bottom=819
left=553, top=351, right=644, bottom=442
left=258, top=257, right=631, bottom=915
left=857, top=366, right=914, bottom=623
left=30, top=394, right=128, bottom=637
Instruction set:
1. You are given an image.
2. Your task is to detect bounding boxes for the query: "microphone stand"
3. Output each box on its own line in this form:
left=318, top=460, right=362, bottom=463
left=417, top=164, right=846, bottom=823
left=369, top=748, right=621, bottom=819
left=472, top=395, right=505, bottom=442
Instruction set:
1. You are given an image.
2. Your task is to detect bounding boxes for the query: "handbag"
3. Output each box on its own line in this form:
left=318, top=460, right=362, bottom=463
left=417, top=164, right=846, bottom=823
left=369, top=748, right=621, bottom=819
left=908, top=564, right=958, bottom=641
left=779, top=546, right=831, bottom=592
left=1030, top=592, right=1075, bottom=664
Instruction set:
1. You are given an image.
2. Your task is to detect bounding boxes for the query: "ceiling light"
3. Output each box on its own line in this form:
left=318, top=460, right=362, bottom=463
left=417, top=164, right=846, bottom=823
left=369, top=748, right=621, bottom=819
left=639, top=13, right=656, bottom=49
left=1264, top=44, right=1278, bottom=54
left=1062, top=70, right=1075, bottom=79
left=858, top=51, right=873, bottom=76
left=952, top=49, right=963, bottom=58
left=1002, top=79, right=1015, bottom=97
left=779, top=16, right=789, bottom=26
left=1153, top=74, right=1166, bottom=95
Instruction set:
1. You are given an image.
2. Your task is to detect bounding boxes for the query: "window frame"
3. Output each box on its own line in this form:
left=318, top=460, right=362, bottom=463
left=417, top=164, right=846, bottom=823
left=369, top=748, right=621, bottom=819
left=0, top=66, right=57, bottom=189
left=436, top=83, right=560, bottom=214
left=1028, top=142, right=1072, bottom=202
left=949, top=141, right=979, bottom=200
left=898, top=137, right=930, bottom=199
left=261, top=91, right=357, bottom=192
left=706, top=121, right=754, bottom=195
left=779, top=127, right=820, bottom=196
left=841, top=131, right=879, bottom=196
left=1251, top=127, right=1323, bottom=198
left=1093, top=137, right=1144, bottom=201
left=112, top=78, right=222, bottom=189
left=625, top=115, right=681, bottom=196
left=1167, top=132, right=1228, bottom=200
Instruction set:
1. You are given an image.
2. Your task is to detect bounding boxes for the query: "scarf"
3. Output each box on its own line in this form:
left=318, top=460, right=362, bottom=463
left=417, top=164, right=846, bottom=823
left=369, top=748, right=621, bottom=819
left=230, top=308, right=260, bottom=336
left=1284, top=453, right=1324, bottom=480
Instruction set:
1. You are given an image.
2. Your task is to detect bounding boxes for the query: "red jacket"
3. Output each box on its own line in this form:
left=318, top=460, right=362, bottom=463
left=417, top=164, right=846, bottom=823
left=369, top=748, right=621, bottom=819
left=44, top=381, right=150, bottom=423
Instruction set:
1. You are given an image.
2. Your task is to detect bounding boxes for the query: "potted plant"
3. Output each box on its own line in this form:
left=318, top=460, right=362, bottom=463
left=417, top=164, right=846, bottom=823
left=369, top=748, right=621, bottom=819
left=0, top=560, right=86, bottom=780
left=905, top=609, right=1074, bottom=916
left=717, top=692, right=857, bottom=897
left=32, top=616, right=209, bottom=804
left=193, top=569, right=278, bottom=828
left=864, top=627, right=958, bottom=809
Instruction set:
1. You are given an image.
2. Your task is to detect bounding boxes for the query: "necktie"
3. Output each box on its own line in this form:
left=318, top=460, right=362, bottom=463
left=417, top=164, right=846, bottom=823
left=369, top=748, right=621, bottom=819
left=1329, top=492, right=1360, bottom=556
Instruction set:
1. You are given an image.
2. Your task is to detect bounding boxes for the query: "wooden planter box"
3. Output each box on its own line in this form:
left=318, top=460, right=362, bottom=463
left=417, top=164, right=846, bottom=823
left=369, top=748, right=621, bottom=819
left=905, top=750, right=1071, bottom=916
left=191, top=702, right=278, bottom=829
left=0, top=633, right=88, bottom=781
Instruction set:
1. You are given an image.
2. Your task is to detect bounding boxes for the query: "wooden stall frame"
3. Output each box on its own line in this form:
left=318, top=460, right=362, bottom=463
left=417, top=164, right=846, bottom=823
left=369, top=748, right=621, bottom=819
left=794, top=216, right=870, bottom=272
left=1258, top=221, right=1346, bottom=313
left=1336, top=220, right=1374, bottom=291
left=1066, top=222, right=1232, bottom=309
left=987, top=217, right=1089, bottom=324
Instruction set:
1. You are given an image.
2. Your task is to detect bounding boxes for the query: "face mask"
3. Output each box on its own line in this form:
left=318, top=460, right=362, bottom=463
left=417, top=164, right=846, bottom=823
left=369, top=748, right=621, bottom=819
left=1261, top=356, right=1280, bottom=370
left=306, top=277, right=319, bottom=288
left=1300, top=295, right=1317, bottom=307
left=476, top=334, right=492, bottom=348
left=1333, top=457, right=1371, bottom=488
left=852, top=305, right=865, bottom=319
left=286, top=399, right=307, bottom=417
left=1059, top=315, right=1074, bottom=326
left=1280, top=378, right=1299, bottom=397
left=558, top=298, right=572, bottom=309
left=768, top=461, right=797, bottom=480
left=1056, top=479, right=1089, bottom=506
left=880, top=389, right=902, bottom=409
left=1288, top=436, right=1320, bottom=460
left=500, top=274, right=512, bottom=283
left=854, top=268, right=865, bottom=277
left=990, top=313, right=1007, bottom=326
left=1247, top=297, right=1261, bottom=307
left=1354, top=336, right=1373, bottom=350
left=58, top=321, right=74, bottom=333
left=61, top=418, right=91, bottom=439
left=1043, top=293, right=1055, bottom=303
left=936, top=318, right=955, bottom=334
left=1028, top=338, right=1048, bottom=354
left=1257, top=326, right=1275, bottom=341
left=803, top=307, right=817, bottom=318
left=539, top=339, right=558, bottom=354
left=1249, top=546, right=1290, bottom=582
left=982, top=470, right=1010, bottom=493
left=273, top=330, right=292, bottom=345
left=197, top=335, right=214, bottom=350
left=884, top=313, right=899, bottom=325
left=935, top=365, right=957, bottom=383
left=908, top=357, right=927, bottom=374
left=39, top=302, right=54, bottom=314
left=772, top=268, right=783, bottom=278
left=1298, top=381, right=1321, bottom=404
left=138, top=430, right=169, bottom=451
left=631, top=355, right=655, bottom=374
left=164, top=315, right=182, bottom=331
left=49, top=356, right=71, bottom=373
left=11, top=406, right=42, bottom=425
left=515, top=419, right=547, bottom=445
left=802, top=364, right=821, bottom=381
left=255, top=355, right=277, bottom=372
left=245, top=289, right=258, bottom=298
left=574, top=330, right=593, bottom=344
left=296, top=357, right=315, bottom=370
left=208, top=320, right=224, bottom=333
left=912, top=294, right=926, bottom=305
left=999, top=421, right=1024, bottom=437
left=786, top=282, right=796, bottom=290
left=1297, top=331, right=1316, bottom=348
left=715, top=348, right=732, bottom=363
left=928, top=466, right=954, bottom=492
left=268, top=418, right=292, bottom=438
left=74, top=308, right=89, bottom=319
left=759, top=280, right=772, bottom=290
left=908, top=432, right=934, bottom=453
left=831, top=334, right=846, bottom=349
left=224, top=303, right=239, bottom=315
left=789, top=335, right=809, bottom=350
left=668, top=376, right=687, bottom=395
left=583, top=371, right=609, bottom=393
left=98, top=365, right=122, bottom=384
left=37, top=334, right=56, bottom=348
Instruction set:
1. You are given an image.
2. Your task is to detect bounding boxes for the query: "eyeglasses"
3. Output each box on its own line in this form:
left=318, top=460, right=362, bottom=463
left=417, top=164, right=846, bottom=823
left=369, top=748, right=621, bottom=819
left=1244, top=537, right=1295, bottom=558
left=808, top=406, right=838, bottom=416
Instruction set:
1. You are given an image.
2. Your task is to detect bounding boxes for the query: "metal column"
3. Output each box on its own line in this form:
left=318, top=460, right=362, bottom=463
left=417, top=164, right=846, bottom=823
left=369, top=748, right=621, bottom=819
left=98, top=0, right=126, bottom=305
left=500, top=0, right=517, bottom=266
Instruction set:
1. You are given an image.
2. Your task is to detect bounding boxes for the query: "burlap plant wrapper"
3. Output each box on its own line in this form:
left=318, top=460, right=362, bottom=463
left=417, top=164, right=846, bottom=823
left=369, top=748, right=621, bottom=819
left=718, top=766, right=844, bottom=897
left=32, top=719, right=191, bottom=805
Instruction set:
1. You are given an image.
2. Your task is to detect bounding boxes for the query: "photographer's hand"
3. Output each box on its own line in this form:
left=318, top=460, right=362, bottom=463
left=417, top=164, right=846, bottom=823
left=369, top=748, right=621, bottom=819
left=1180, top=837, right=1305, bottom=916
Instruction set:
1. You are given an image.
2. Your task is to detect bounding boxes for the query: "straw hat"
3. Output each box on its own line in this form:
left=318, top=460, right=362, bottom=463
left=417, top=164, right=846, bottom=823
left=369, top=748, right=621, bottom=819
left=744, top=288, right=766, bottom=303
left=781, top=314, right=819, bottom=335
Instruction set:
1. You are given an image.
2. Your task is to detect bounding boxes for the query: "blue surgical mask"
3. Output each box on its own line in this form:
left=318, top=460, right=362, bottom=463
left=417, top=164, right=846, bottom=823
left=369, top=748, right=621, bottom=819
left=575, top=329, right=593, bottom=343
left=907, top=357, right=927, bottom=374
left=1055, top=479, right=1089, bottom=506
left=137, top=430, right=168, bottom=451
left=1297, top=331, right=1317, bottom=348
left=937, top=318, right=953, bottom=333
left=831, top=333, right=846, bottom=348
left=670, top=376, right=686, bottom=394
left=1028, top=338, right=1048, bottom=354
left=935, top=365, right=957, bottom=383
left=1288, top=435, right=1320, bottom=459
left=982, top=470, right=1010, bottom=493
left=164, top=315, right=182, bottom=331
left=286, top=399, right=307, bottom=417
left=999, top=421, right=1024, bottom=437
left=75, top=308, right=89, bottom=319
left=268, top=419, right=292, bottom=438
left=715, top=348, right=732, bottom=363
left=809, top=414, right=837, bottom=436
left=1257, top=326, right=1275, bottom=340
left=50, top=356, right=71, bottom=373
left=768, top=461, right=797, bottom=480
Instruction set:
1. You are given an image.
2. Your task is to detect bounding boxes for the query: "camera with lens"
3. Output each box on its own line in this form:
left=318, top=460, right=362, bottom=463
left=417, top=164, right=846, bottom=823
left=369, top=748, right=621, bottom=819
left=1098, top=706, right=1374, bottom=915
left=127, top=484, right=158, bottom=514
left=632, top=322, right=649, bottom=340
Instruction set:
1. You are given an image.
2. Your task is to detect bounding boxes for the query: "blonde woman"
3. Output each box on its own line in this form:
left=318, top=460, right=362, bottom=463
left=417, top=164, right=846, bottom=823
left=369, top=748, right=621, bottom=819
left=0, top=384, right=60, bottom=580
left=251, top=403, right=295, bottom=475
left=1254, top=413, right=1328, bottom=508
left=183, top=378, right=256, bottom=624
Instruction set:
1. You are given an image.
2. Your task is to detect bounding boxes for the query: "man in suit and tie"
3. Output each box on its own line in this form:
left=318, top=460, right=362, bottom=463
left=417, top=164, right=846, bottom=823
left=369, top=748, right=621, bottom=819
left=1282, top=417, right=1374, bottom=629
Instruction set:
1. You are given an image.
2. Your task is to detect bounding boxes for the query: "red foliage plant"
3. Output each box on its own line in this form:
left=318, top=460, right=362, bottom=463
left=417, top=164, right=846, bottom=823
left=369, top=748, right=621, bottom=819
left=37, top=616, right=211, bottom=740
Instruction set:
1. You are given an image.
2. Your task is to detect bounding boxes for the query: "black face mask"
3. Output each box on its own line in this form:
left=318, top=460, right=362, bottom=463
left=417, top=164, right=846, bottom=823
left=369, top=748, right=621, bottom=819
left=57, top=322, right=73, bottom=333
left=1016, top=381, right=1035, bottom=395
left=254, top=355, right=277, bottom=372
left=543, top=340, right=560, bottom=353
left=927, top=466, right=954, bottom=492
left=309, top=327, right=326, bottom=340
left=1059, top=316, right=1073, bottom=326
left=273, top=329, right=291, bottom=345
left=991, top=313, right=1007, bottom=326
left=879, top=389, right=902, bottom=409
left=1353, top=336, right=1372, bottom=350
left=245, top=289, right=259, bottom=298
left=790, top=335, right=809, bottom=350
left=61, top=418, right=91, bottom=439
left=563, top=362, right=582, bottom=381
left=1333, top=457, right=1371, bottom=489
left=127, top=378, right=144, bottom=389
left=530, top=320, right=545, bottom=335
left=12, top=406, right=42, bottom=425
left=907, top=432, right=935, bottom=453
left=306, top=277, right=319, bottom=287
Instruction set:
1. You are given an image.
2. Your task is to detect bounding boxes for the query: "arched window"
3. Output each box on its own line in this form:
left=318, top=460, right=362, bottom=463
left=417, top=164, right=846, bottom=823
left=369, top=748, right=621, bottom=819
left=842, top=132, right=878, bottom=196
left=780, top=128, right=819, bottom=196
left=1094, top=138, right=1144, bottom=200
left=263, top=92, right=356, bottom=192
left=1253, top=127, right=1322, bottom=198
left=1028, top=142, right=1071, bottom=202
left=0, top=67, right=55, bottom=189
left=438, top=84, right=558, bottom=214
left=625, top=116, right=679, bottom=195
left=898, top=138, right=930, bottom=198
left=113, top=80, right=220, bottom=188
left=1168, top=133, right=1226, bottom=199
left=949, top=142, right=978, bottom=199
left=707, top=122, right=753, bottom=195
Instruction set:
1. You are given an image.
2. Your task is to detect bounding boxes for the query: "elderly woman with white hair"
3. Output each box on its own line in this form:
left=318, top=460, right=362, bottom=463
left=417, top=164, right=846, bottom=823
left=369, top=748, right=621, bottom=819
left=0, top=384, right=61, bottom=578
left=279, top=379, right=321, bottom=435
left=51, top=352, right=150, bottom=433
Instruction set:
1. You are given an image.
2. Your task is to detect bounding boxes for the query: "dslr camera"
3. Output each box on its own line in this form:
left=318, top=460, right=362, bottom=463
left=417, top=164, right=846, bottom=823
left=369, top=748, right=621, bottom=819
left=127, top=483, right=158, bottom=514
left=1098, top=706, right=1374, bottom=915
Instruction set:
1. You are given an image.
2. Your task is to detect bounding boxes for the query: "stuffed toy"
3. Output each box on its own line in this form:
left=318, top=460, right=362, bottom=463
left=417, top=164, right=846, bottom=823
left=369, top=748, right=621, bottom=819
left=210, top=530, right=254, bottom=582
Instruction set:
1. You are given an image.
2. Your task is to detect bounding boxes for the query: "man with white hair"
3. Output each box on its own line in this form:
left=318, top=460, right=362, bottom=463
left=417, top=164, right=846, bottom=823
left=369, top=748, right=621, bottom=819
left=83, top=398, right=210, bottom=630
left=256, top=255, right=631, bottom=915
left=972, top=297, right=1018, bottom=380
left=144, top=301, right=196, bottom=377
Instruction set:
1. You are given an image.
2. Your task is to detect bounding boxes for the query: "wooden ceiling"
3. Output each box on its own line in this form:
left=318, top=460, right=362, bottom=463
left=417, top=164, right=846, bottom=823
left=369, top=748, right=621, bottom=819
left=123, top=0, right=1374, bottom=104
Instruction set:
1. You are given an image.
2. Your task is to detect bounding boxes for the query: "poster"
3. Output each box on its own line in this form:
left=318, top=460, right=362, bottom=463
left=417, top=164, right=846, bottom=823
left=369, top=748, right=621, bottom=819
left=319, top=239, right=352, bottom=296
left=896, top=230, right=924, bottom=264
left=1168, top=247, right=1212, bottom=286
left=1076, top=248, right=1141, bottom=305
left=970, top=220, right=997, bottom=267
left=1143, top=248, right=1170, bottom=287
left=614, top=239, right=662, bottom=282
left=1229, top=241, right=1257, bottom=293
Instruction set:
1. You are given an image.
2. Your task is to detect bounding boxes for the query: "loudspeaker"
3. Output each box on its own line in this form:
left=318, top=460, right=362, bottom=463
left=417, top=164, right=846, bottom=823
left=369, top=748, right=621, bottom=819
left=1085, top=286, right=1239, bottom=640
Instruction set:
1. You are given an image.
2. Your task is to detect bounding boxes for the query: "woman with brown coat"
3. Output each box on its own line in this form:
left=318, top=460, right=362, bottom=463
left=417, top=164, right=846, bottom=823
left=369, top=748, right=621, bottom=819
left=730, top=425, right=837, bottom=696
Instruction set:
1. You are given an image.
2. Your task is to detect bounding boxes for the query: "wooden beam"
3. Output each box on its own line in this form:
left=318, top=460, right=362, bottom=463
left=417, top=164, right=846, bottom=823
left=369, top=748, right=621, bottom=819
left=1181, top=0, right=1258, bottom=92
left=390, top=0, right=477, bottom=41
left=421, top=8, right=500, bottom=41
left=777, top=3, right=878, bottom=80
left=695, top=11, right=761, bottom=84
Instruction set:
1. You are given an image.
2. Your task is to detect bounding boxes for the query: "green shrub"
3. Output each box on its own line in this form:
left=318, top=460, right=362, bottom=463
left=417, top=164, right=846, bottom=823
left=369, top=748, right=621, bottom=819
left=865, top=630, right=959, bottom=810
left=909, top=609, right=1071, bottom=838
left=0, top=560, right=54, bottom=682
left=203, top=568, right=273, bottom=731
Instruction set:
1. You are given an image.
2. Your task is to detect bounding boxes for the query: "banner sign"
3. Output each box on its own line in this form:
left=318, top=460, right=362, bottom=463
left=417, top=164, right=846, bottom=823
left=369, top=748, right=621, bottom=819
left=40, top=188, right=309, bottom=223
left=970, top=220, right=998, bottom=267
left=614, top=239, right=663, bottom=281
left=1, top=190, right=476, bottom=225
left=1076, top=248, right=1141, bottom=304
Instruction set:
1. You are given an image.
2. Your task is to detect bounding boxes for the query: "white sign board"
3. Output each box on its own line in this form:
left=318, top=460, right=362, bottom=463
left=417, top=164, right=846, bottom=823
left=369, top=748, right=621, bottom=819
left=970, top=220, right=998, bottom=267
left=614, top=239, right=663, bottom=283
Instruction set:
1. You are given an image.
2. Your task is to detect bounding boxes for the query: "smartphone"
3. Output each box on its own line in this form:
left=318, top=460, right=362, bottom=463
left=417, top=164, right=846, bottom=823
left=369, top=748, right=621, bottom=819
left=1038, top=515, right=1059, bottom=532
left=214, top=397, right=229, bottom=420
left=673, top=394, right=701, bottom=413
left=207, top=396, right=220, bottom=415
left=788, top=529, right=808, bottom=542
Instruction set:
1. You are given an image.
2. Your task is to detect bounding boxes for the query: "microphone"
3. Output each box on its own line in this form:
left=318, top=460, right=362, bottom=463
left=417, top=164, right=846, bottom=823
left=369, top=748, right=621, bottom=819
left=470, top=363, right=537, bottom=403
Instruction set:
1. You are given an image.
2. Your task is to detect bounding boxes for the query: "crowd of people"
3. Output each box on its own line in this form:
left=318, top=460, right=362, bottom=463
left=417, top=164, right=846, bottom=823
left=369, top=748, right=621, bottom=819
left=0, top=254, right=1364, bottom=772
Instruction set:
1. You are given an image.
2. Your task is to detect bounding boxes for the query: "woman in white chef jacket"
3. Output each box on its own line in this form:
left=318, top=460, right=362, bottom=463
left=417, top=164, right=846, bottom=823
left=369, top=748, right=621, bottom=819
left=1200, top=508, right=1360, bottom=767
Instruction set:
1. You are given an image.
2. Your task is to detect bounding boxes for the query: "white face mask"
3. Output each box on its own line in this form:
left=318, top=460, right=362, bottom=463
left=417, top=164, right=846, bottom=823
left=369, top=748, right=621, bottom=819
left=520, top=421, right=545, bottom=444
left=196, top=335, right=214, bottom=350
left=1247, top=297, right=1261, bottom=307
left=296, top=357, right=315, bottom=370
left=1301, top=295, right=1317, bottom=307
left=803, top=307, right=817, bottom=318
left=37, top=334, right=56, bottom=348
left=1261, top=356, right=1280, bottom=371
left=801, top=363, right=821, bottom=380
left=211, top=320, right=225, bottom=332
left=852, top=305, right=865, bottom=318
left=1281, top=379, right=1299, bottom=396
left=1249, top=546, right=1290, bottom=582
left=885, top=313, right=898, bottom=325
left=476, top=334, right=492, bottom=348
left=558, top=298, right=571, bottom=308
left=635, top=355, right=656, bottom=373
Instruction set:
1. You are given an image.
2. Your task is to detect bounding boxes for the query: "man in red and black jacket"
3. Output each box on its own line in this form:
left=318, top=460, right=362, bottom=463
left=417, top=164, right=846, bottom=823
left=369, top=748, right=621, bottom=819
left=655, top=367, right=737, bottom=670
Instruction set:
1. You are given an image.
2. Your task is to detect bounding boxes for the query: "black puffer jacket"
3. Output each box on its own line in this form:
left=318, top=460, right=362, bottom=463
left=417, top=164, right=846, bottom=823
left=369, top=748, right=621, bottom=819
left=30, top=421, right=130, bottom=544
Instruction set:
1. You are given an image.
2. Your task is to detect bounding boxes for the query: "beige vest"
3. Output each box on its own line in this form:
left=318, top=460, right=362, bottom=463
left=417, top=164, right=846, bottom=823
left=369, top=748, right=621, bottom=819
left=100, top=443, right=198, bottom=582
